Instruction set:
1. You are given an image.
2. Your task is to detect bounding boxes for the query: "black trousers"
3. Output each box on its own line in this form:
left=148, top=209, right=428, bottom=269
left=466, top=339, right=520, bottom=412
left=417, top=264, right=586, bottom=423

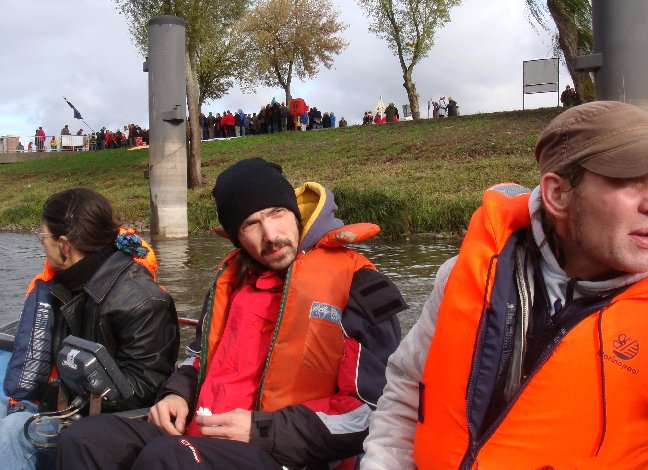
left=55, top=414, right=283, bottom=470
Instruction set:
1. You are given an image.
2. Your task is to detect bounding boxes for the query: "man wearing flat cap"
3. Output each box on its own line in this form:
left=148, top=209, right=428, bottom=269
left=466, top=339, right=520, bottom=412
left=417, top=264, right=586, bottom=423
left=57, top=157, right=406, bottom=469
left=362, top=101, right=648, bottom=469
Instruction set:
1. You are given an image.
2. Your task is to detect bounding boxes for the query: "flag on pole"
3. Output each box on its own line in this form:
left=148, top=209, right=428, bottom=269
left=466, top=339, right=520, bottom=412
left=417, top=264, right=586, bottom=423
left=63, top=97, right=83, bottom=120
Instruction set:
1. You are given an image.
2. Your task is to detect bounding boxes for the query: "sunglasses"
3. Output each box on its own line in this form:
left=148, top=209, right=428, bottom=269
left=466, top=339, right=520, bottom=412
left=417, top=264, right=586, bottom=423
left=37, top=232, right=56, bottom=243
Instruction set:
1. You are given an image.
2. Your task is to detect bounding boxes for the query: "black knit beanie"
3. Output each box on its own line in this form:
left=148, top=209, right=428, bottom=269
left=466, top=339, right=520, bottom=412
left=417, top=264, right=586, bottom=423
left=212, top=157, right=300, bottom=246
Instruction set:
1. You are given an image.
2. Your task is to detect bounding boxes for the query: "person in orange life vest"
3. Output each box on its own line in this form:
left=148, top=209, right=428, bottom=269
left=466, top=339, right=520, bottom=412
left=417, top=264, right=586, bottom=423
left=362, top=101, right=648, bottom=470
left=57, top=157, right=406, bottom=470
left=0, top=188, right=179, bottom=470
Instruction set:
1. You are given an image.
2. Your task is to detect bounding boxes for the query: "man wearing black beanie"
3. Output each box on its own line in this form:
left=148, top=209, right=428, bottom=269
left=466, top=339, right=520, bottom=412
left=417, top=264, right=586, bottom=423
left=58, top=157, right=406, bottom=470
left=212, top=157, right=301, bottom=248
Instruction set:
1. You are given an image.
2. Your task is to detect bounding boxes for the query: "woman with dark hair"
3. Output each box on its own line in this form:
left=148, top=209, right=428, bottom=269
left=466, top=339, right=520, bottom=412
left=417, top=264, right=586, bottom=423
left=0, top=187, right=179, bottom=469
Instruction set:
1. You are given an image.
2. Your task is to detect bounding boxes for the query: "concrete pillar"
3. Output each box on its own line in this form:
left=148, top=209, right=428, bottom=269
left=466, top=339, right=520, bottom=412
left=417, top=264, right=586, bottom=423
left=145, top=16, right=188, bottom=239
left=575, top=0, right=648, bottom=111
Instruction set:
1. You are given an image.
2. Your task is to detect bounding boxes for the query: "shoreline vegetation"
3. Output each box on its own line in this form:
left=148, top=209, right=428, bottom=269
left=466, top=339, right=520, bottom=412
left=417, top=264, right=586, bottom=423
left=0, top=107, right=562, bottom=239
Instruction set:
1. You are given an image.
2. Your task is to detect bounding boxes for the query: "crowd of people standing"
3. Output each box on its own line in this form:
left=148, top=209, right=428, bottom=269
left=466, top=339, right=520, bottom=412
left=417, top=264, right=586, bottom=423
left=17, top=124, right=149, bottom=153
left=363, top=102, right=401, bottom=125
left=431, top=96, right=459, bottom=119
left=19, top=97, right=378, bottom=153
left=198, top=99, right=341, bottom=140
left=85, top=124, right=149, bottom=151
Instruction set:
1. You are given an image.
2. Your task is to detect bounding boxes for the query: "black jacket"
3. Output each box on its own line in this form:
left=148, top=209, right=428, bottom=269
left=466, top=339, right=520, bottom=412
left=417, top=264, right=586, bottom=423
left=49, top=251, right=179, bottom=411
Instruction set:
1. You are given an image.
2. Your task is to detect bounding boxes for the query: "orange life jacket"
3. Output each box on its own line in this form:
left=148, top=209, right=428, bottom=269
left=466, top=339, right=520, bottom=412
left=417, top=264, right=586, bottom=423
left=414, top=184, right=648, bottom=469
left=199, top=223, right=378, bottom=411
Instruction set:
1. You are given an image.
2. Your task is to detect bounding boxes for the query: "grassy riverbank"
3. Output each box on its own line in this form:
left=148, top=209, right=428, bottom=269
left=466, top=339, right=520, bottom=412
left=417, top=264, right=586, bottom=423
left=0, top=107, right=563, bottom=237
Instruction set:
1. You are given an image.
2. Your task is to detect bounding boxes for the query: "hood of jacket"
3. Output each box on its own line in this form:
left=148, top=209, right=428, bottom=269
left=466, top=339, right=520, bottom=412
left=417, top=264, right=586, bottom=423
left=213, top=182, right=379, bottom=251
left=295, top=182, right=345, bottom=251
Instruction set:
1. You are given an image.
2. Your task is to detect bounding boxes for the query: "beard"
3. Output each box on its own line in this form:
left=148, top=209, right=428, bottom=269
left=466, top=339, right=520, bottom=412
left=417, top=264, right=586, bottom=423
left=261, top=238, right=297, bottom=270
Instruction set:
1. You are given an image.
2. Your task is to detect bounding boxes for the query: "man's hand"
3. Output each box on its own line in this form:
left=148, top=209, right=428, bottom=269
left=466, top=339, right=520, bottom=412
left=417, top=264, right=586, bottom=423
left=195, top=408, right=252, bottom=443
left=148, top=394, right=190, bottom=435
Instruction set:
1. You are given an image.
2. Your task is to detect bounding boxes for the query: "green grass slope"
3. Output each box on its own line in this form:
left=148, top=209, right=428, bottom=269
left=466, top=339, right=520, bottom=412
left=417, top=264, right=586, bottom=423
left=0, top=107, right=562, bottom=237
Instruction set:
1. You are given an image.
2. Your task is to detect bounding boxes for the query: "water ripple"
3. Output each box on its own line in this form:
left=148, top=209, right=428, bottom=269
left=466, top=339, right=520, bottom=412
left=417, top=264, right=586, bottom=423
left=0, top=234, right=459, bottom=336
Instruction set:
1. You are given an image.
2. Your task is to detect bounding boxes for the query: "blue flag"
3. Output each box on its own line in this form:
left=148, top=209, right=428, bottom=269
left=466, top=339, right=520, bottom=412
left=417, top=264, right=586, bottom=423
left=64, top=97, right=83, bottom=120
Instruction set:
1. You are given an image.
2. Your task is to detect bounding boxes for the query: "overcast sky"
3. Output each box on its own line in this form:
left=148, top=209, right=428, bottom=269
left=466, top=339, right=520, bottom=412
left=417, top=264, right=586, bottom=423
left=1, top=0, right=570, bottom=139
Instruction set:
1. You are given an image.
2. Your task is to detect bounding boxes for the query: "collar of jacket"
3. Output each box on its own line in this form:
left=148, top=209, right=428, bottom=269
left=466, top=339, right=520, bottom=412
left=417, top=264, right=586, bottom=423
left=82, top=250, right=136, bottom=304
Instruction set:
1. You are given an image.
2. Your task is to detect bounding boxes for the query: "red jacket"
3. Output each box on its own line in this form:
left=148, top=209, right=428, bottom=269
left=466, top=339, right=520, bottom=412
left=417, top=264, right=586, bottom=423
left=186, top=270, right=283, bottom=435
left=290, top=98, right=308, bottom=116
left=221, top=113, right=235, bottom=126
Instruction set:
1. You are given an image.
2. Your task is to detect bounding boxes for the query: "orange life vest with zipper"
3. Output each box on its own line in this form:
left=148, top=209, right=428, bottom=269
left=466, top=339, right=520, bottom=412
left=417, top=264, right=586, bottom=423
left=198, top=223, right=378, bottom=411
left=414, top=184, right=648, bottom=469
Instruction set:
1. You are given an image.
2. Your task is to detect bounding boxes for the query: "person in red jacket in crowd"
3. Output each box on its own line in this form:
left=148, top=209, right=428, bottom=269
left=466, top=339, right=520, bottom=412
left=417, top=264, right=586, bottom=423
left=36, top=127, right=46, bottom=151
left=57, top=157, right=405, bottom=470
left=290, top=98, right=308, bottom=130
left=220, top=111, right=236, bottom=137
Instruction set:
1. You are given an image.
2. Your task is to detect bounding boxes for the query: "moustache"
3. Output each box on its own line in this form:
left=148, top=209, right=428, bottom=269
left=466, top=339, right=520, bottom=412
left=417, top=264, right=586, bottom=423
left=261, top=239, right=293, bottom=257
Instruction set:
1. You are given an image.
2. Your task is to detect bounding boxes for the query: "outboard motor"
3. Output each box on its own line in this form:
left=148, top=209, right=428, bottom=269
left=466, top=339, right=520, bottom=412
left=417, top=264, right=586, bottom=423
left=24, top=336, right=134, bottom=448
left=56, top=336, right=134, bottom=404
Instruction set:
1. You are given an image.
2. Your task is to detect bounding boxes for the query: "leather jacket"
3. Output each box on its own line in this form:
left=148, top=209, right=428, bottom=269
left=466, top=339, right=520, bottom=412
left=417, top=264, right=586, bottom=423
left=49, top=250, right=179, bottom=411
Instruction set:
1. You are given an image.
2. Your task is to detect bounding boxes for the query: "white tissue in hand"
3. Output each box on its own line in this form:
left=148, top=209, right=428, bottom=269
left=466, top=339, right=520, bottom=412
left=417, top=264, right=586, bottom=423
left=196, top=407, right=212, bottom=416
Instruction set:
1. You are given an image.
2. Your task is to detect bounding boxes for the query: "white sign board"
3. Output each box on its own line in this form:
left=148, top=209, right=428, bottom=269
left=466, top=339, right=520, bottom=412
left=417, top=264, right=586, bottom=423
left=523, top=58, right=559, bottom=94
left=61, top=135, right=85, bottom=148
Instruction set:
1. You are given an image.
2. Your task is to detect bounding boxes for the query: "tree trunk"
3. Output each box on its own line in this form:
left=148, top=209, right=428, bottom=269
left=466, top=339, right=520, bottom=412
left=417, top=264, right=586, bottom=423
left=185, top=47, right=203, bottom=189
left=403, top=71, right=420, bottom=120
left=547, top=0, right=595, bottom=102
left=284, top=85, right=291, bottom=107
left=282, top=62, right=293, bottom=106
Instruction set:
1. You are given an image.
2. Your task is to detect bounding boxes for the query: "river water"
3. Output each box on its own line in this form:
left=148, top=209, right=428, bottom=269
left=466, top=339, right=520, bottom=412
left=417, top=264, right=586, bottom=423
left=0, top=232, right=459, bottom=337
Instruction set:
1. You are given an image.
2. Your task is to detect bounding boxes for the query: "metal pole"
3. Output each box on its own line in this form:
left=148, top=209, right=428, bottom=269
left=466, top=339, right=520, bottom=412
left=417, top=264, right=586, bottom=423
left=575, top=0, right=648, bottom=111
left=145, top=16, right=188, bottom=240
left=81, top=120, right=95, bottom=133
left=594, top=0, right=648, bottom=109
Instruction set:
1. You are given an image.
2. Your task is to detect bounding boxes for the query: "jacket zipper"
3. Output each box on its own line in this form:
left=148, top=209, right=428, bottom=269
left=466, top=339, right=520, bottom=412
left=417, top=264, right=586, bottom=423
left=514, top=245, right=530, bottom=390
left=462, top=256, right=498, bottom=467
left=461, top=299, right=610, bottom=468
left=255, top=263, right=293, bottom=410
left=197, top=263, right=226, bottom=387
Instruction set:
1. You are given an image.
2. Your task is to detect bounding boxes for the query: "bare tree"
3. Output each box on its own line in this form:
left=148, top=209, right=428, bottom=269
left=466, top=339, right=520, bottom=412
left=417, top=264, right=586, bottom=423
left=357, top=0, right=461, bottom=120
left=239, top=0, right=347, bottom=105
left=526, top=0, right=594, bottom=102
left=114, top=0, right=248, bottom=188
